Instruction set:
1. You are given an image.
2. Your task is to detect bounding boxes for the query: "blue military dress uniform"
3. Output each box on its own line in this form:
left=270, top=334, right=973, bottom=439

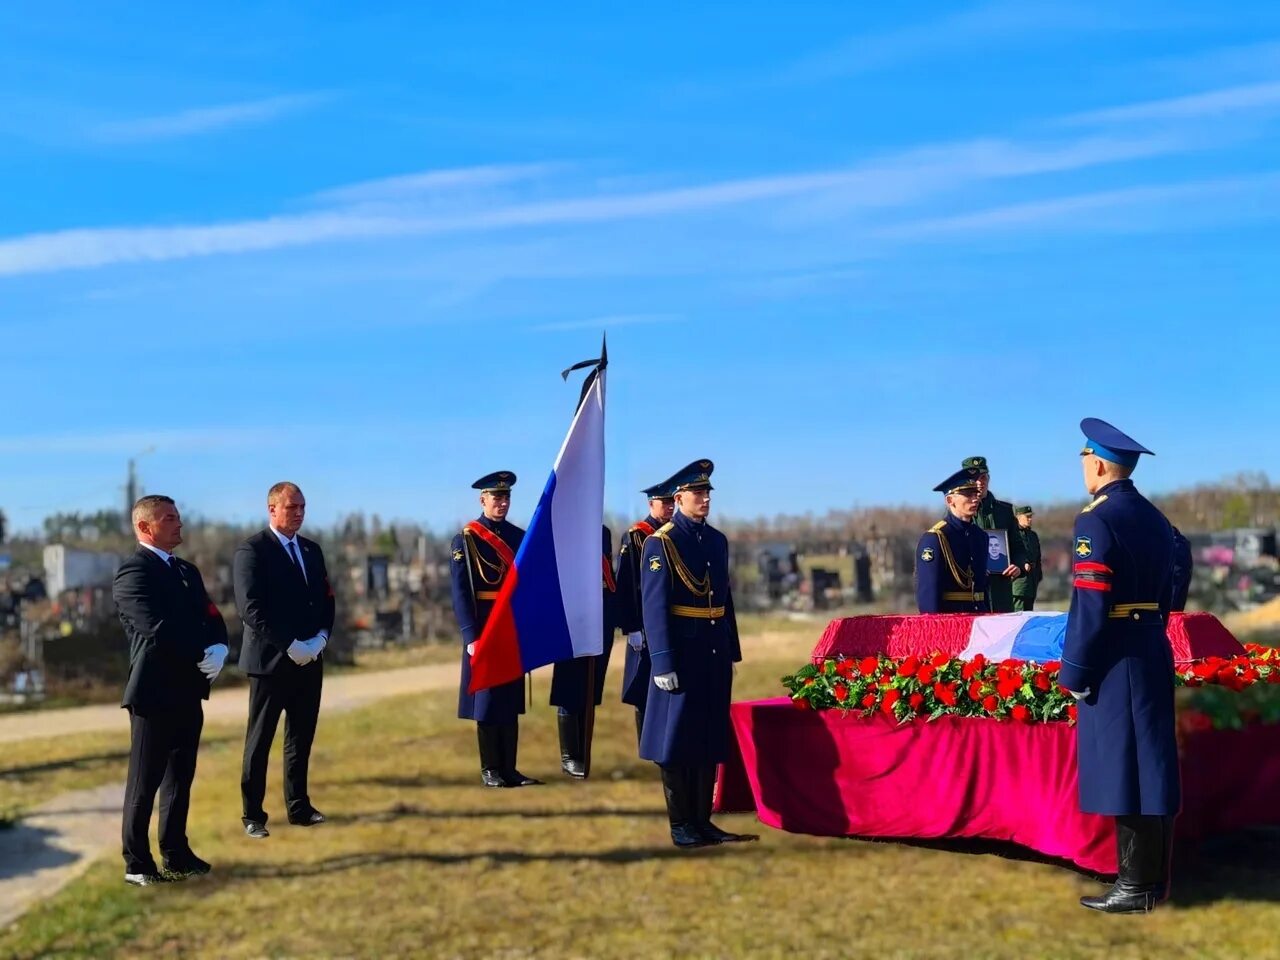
left=1058, top=419, right=1179, bottom=913
left=638, top=460, right=755, bottom=849
left=615, top=476, right=678, bottom=748
left=915, top=467, right=991, bottom=613
left=548, top=525, right=618, bottom=778
left=450, top=471, right=537, bottom=788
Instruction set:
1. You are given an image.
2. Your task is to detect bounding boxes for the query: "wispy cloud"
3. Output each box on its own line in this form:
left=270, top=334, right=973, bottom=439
left=530, top=313, right=676, bottom=333
left=0, top=130, right=1195, bottom=278
left=779, top=2, right=1143, bottom=84
left=91, top=93, right=327, bottom=143
left=1060, top=81, right=1280, bottom=125
left=311, top=162, right=567, bottom=206
left=876, top=173, right=1280, bottom=240
left=1148, top=39, right=1280, bottom=85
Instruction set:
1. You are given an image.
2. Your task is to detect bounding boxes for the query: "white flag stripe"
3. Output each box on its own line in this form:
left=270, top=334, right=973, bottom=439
left=549, top=369, right=606, bottom=657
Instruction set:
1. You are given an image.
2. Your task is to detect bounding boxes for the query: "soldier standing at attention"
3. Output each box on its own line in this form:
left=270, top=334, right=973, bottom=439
left=640, top=460, right=756, bottom=848
left=614, top=477, right=677, bottom=749
left=1059, top=418, right=1180, bottom=914
left=450, top=472, right=540, bottom=788
left=915, top=468, right=992, bottom=613
left=962, top=456, right=1026, bottom=612
left=1012, top=505, right=1042, bottom=611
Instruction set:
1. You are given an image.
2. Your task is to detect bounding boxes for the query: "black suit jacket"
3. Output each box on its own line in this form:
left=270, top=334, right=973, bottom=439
left=234, top=529, right=336, bottom=676
left=114, top=547, right=228, bottom=713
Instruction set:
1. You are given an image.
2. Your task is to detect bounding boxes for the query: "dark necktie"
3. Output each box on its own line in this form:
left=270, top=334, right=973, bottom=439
left=287, top=541, right=306, bottom=582
left=168, top=556, right=187, bottom=587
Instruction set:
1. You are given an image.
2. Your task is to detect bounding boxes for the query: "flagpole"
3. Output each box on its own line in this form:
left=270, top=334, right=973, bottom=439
left=562, top=334, right=607, bottom=780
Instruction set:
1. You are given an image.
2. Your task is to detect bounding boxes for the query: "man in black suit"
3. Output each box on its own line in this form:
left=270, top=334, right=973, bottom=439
left=114, top=495, right=229, bottom=887
left=235, top=481, right=336, bottom=838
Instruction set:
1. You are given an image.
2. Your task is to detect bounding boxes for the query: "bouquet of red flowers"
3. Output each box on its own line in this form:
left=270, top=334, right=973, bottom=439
left=783, top=642, right=1280, bottom=730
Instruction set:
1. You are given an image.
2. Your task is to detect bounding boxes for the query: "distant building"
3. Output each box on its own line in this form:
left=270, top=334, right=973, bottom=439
left=43, top=544, right=121, bottom=596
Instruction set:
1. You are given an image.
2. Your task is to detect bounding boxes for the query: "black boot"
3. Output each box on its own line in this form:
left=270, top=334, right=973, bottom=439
left=500, top=722, right=541, bottom=787
left=694, top=764, right=758, bottom=844
left=477, top=723, right=504, bottom=788
left=1081, top=815, right=1168, bottom=913
left=662, top=766, right=713, bottom=848
left=558, top=713, right=587, bottom=779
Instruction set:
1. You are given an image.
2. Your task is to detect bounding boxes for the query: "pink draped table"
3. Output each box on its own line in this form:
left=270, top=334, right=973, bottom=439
left=714, top=612, right=1280, bottom=873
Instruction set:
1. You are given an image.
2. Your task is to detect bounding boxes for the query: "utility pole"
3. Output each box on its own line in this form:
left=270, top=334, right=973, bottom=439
left=122, top=447, right=156, bottom=533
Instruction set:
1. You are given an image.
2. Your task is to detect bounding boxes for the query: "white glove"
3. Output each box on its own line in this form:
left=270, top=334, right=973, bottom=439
left=198, top=643, right=228, bottom=682
left=466, top=642, right=476, bottom=657
left=627, top=631, right=645, bottom=651
left=305, top=634, right=328, bottom=658
left=653, top=671, right=679, bottom=692
left=287, top=639, right=316, bottom=666
left=1069, top=687, right=1091, bottom=700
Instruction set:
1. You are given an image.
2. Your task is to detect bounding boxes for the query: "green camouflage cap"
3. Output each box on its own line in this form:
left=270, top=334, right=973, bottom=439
left=961, top=456, right=989, bottom=472
left=1015, top=505, right=1034, bottom=516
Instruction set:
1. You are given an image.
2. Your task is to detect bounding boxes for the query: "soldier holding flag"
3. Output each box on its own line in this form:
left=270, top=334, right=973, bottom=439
left=450, top=472, right=540, bottom=788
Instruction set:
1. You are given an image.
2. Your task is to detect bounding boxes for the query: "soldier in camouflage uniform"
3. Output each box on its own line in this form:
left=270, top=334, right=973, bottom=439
left=962, top=456, right=1026, bottom=613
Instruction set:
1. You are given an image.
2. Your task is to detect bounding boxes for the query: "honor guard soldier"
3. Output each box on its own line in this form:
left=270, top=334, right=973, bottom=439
left=639, top=460, right=757, bottom=848
left=450, top=472, right=540, bottom=788
left=614, top=477, right=677, bottom=749
left=961, top=456, right=1026, bottom=612
left=549, top=525, right=619, bottom=778
left=916, top=468, right=992, bottom=613
left=1012, top=505, right=1042, bottom=612
left=1059, top=419, right=1180, bottom=913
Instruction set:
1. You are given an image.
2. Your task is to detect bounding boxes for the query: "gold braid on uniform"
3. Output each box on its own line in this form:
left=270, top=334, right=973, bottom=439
left=652, top=525, right=711, bottom=598
left=462, top=530, right=506, bottom=585
left=929, top=521, right=975, bottom=593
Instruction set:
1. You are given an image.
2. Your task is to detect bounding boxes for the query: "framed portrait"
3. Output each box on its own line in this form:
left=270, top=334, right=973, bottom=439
left=984, top=529, right=1010, bottom=574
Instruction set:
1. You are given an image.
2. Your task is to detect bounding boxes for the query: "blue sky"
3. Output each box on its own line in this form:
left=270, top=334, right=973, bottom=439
left=2, top=2, right=1278, bottom=534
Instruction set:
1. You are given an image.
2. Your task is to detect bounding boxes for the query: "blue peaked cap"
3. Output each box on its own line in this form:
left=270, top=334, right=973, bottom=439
left=933, top=467, right=984, bottom=494
left=1080, top=418, right=1154, bottom=469
left=472, top=470, right=517, bottom=492
left=670, top=459, right=715, bottom=492
left=641, top=477, right=677, bottom=500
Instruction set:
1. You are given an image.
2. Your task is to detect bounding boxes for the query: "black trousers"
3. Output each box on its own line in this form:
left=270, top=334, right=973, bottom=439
left=122, top=701, right=204, bottom=874
left=241, top=662, right=323, bottom=824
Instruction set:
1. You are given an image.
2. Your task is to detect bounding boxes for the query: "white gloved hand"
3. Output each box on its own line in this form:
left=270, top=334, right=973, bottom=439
left=287, top=639, right=316, bottom=666
left=198, top=643, right=229, bottom=681
left=653, top=671, right=679, bottom=692
left=627, top=631, right=645, bottom=651
left=466, top=642, right=477, bottom=657
left=1069, top=687, right=1091, bottom=701
left=305, top=634, right=328, bottom=658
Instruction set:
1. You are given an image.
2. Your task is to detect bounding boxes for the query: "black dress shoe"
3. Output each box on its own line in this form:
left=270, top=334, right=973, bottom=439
left=289, top=810, right=327, bottom=826
left=561, top=758, right=587, bottom=779
left=163, top=853, right=212, bottom=879
left=481, top=768, right=506, bottom=788
left=699, top=821, right=760, bottom=844
left=670, top=822, right=717, bottom=849
left=244, top=821, right=270, bottom=839
left=503, top=769, right=543, bottom=787
left=124, top=871, right=167, bottom=887
left=1080, top=881, right=1162, bottom=914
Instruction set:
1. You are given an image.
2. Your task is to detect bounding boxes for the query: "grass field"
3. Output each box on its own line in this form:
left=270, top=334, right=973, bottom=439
left=3, top=618, right=1280, bottom=959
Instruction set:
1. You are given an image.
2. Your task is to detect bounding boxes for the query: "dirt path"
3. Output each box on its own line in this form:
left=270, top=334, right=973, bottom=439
left=0, top=627, right=812, bottom=745
left=0, top=626, right=816, bottom=931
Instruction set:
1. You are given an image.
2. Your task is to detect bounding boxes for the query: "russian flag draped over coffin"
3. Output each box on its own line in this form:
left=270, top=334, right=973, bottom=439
left=469, top=366, right=606, bottom=693
left=811, top=611, right=1243, bottom=664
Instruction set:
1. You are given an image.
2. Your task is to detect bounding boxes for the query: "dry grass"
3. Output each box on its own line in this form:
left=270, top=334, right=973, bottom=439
left=2, top=627, right=1279, bottom=958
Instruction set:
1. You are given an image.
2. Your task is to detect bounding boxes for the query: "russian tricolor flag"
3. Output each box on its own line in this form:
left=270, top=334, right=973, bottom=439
left=469, top=355, right=606, bottom=693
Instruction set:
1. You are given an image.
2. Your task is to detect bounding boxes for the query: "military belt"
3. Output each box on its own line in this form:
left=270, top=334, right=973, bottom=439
left=672, top=604, right=726, bottom=619
left=942, top=591, right=984, bottom=602
left=1108, top=602, right=1161, bottom=620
